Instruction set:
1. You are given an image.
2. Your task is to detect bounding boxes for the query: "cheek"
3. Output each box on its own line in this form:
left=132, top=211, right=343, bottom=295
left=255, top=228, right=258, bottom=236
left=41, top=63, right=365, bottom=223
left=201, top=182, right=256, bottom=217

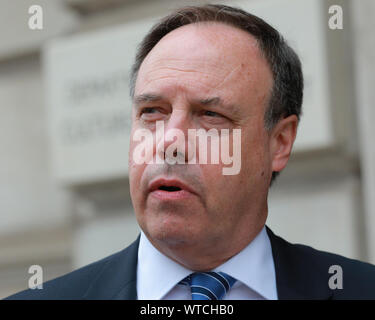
left=128, top=144, right=137, bottom=184
left=242, top=125, right=269, bottom=169
left=128, top=144, right=145, bottom=202
left=201, top=165, right=234, bottom=208
left=129, top=164, right=149, bottom=223
left=129, top=128, right=147, bottom=179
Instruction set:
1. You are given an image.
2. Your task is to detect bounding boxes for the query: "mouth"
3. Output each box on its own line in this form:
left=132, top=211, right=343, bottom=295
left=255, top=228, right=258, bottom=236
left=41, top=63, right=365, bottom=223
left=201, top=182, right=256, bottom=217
left=148, top=178, right=196, bottom=201
left=158, top=186, right=182, bottom=192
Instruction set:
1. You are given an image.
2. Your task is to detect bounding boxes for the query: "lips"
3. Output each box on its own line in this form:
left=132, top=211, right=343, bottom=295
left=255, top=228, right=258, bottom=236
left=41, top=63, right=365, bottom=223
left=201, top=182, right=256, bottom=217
left=149, top=178, right=196, bottom=194
left=148, top=178, right=197, bottom=200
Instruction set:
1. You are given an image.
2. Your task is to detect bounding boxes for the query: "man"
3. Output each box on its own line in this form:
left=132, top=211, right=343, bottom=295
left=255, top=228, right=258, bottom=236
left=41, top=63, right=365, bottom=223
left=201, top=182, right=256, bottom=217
left=6, top=4, right=375, bottom=300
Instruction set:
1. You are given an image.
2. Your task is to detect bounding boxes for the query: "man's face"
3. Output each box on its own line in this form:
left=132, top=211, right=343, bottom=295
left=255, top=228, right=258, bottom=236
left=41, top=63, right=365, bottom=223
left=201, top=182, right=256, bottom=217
left=129, top=22, right=274, bottom=264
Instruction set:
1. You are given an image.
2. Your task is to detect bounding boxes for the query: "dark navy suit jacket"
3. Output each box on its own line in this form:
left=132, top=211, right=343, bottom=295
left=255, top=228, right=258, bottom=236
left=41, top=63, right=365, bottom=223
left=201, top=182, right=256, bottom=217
left=5, top=226, right=375, bottom=299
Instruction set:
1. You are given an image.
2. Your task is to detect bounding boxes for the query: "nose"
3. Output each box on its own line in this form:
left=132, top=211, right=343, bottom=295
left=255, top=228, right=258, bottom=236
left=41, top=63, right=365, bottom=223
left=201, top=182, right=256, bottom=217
left=156, top=109, right=195, bottom=164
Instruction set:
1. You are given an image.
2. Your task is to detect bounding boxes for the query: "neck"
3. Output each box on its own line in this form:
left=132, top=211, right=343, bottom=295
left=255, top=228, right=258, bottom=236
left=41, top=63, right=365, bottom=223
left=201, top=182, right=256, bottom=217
left=148, top=219, right=266, bottom=271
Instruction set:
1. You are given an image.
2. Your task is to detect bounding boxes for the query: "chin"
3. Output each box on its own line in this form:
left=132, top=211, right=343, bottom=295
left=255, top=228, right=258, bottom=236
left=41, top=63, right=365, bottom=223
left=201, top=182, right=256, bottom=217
left=144, top=218, right=199, bottom=247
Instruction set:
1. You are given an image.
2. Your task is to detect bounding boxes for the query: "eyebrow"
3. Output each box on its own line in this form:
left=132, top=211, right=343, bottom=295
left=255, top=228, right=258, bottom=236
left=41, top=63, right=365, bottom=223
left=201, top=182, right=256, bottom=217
left=134, top=94, right=240, bottom=117
left=199, top=97, right=222, bottom=106
left=134, top=94, right=224, bottom=106
left=197, top=97, right=240, bottom=117
left=133, top=93, right=164, bottom=106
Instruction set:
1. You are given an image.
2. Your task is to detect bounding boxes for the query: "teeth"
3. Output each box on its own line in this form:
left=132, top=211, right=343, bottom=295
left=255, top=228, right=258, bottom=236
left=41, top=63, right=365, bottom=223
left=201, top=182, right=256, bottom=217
left=159, top=186, right=182, bottom=191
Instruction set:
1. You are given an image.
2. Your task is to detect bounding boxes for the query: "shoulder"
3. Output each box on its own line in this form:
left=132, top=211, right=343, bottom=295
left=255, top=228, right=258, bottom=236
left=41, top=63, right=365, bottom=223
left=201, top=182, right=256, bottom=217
left=267, top=226, right=375, bottom=299
left=4, top=238, right=139, bottom=300
left=297, top=243, right=375, bottom=299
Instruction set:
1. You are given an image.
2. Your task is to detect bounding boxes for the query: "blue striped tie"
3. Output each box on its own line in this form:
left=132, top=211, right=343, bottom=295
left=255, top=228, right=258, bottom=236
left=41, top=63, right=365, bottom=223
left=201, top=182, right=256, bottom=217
left=180, top=272, right=237, bottom=300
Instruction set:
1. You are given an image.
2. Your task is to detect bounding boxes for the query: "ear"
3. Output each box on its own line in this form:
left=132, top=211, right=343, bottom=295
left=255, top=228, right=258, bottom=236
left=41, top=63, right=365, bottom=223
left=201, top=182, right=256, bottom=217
left=270, top=115, right=298, bottom=173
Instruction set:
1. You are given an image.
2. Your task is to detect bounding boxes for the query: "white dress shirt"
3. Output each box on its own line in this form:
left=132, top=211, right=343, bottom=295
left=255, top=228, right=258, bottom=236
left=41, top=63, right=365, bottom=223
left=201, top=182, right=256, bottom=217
left=136, top=226, right=278, bottom=300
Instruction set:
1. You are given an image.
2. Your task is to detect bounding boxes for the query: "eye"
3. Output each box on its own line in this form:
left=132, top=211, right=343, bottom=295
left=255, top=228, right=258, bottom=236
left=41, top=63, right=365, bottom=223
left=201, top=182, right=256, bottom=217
left=138, top=107, right=165, bottom=119
left=137, top=107, right=165, bottom=125
left=140, top=107, right=159, bottom=115
left=203, top=110, right=222, bottom=117
left=200, top=110, right=230, bottom=128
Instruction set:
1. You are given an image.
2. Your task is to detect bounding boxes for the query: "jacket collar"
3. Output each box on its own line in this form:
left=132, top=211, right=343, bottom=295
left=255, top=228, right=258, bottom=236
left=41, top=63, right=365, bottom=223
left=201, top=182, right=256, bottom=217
left=82, top=227, right=333, bottom=300
left=83, top=235, right=140, bottom=300
left=266, top=226, right=333, bottom=300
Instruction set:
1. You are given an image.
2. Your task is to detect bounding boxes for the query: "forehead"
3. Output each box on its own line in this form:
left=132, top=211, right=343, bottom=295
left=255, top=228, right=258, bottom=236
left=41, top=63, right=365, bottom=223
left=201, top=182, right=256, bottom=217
left=135, top=22, right=272, bottom=107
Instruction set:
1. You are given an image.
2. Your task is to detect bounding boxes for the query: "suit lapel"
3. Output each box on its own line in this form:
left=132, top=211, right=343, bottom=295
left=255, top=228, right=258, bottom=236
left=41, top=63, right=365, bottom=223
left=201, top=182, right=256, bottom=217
left=266, top=226, right=333, bottom=300
left=83, top=235, right=140, bottom=300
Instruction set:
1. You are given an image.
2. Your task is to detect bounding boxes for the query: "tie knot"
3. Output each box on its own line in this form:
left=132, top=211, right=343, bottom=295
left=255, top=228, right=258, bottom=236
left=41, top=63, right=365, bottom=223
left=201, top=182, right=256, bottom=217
left=180, top=271, right=237, bottom=300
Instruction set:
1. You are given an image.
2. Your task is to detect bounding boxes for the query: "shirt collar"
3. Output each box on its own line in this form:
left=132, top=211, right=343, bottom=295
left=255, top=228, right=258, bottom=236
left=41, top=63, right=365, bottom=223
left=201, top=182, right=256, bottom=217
left=213, top=226, right=277, bottom=300
left=137, top=232, right=192, bottom=300
left=136, top=226, right=277, bottom=300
